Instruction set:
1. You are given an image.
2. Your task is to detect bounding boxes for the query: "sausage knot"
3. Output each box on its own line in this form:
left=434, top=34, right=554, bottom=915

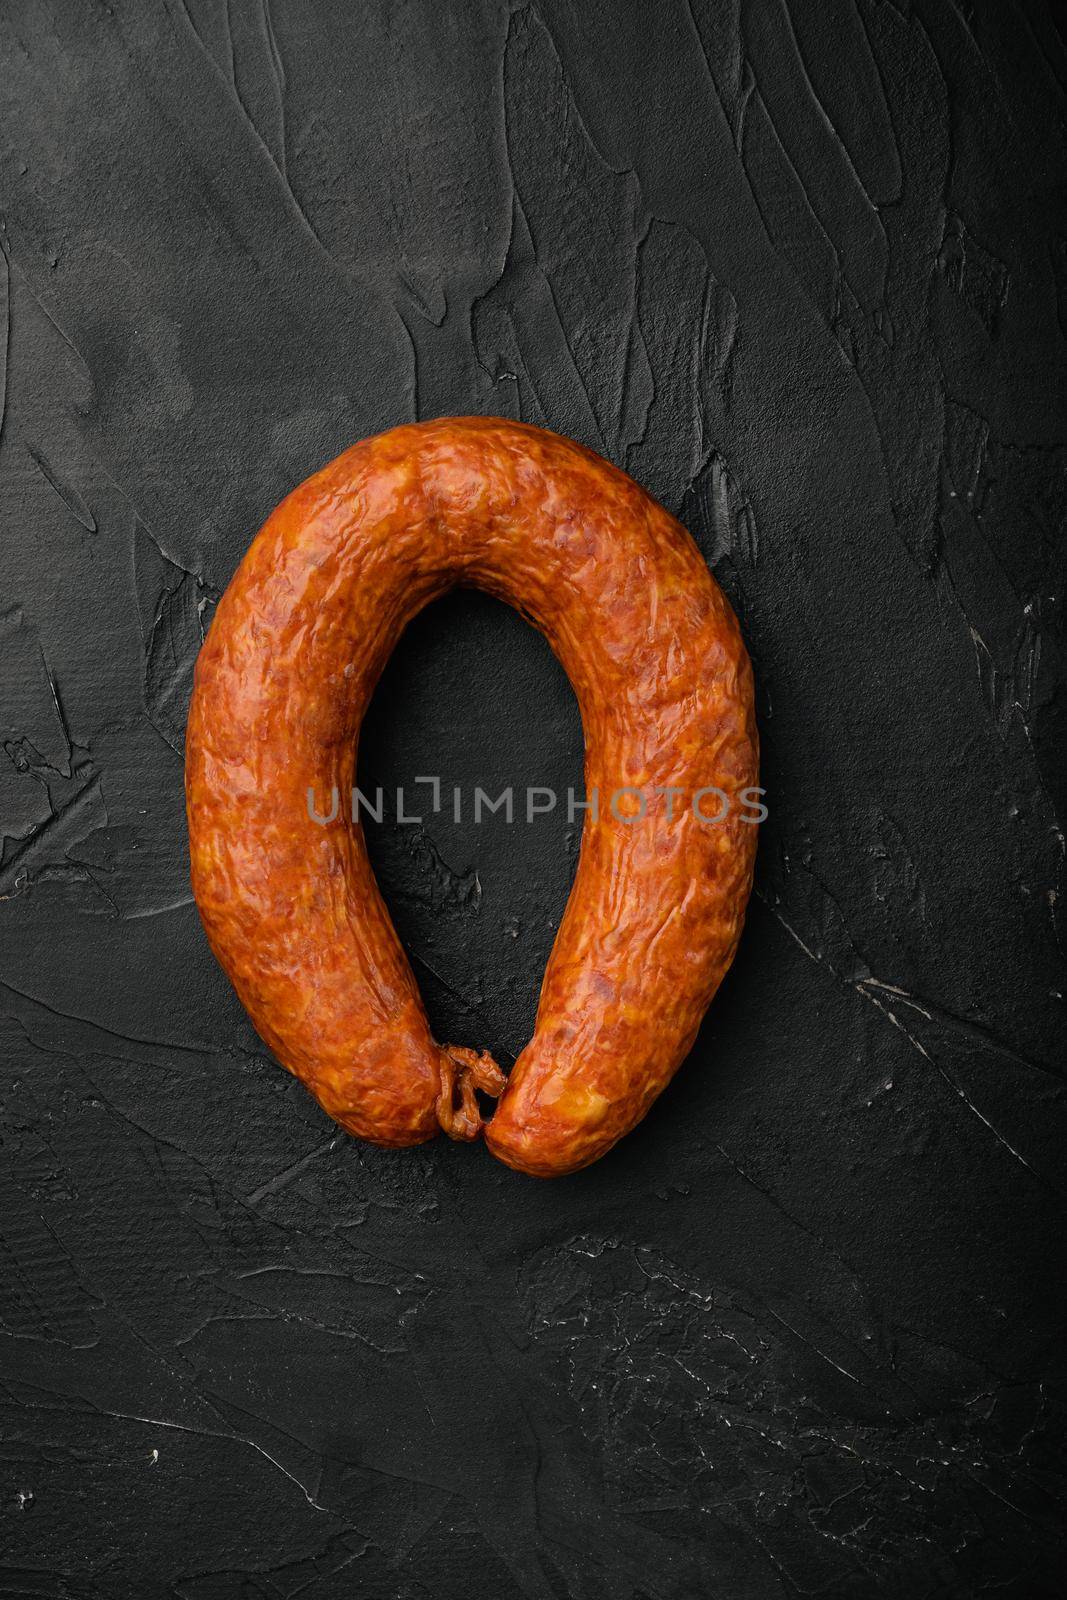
left=436, top=1045, right=506, bottom=1142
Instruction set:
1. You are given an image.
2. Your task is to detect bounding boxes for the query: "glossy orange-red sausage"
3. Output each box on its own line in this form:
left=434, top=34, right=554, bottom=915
left=185, top=418, right=758, bottom=1176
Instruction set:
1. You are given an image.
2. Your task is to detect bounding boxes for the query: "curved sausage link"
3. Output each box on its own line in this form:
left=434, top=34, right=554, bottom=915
left=185, top=418, right=758, bottom=1174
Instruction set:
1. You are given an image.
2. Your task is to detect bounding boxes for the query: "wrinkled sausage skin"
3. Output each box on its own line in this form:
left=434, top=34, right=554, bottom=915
left=185, top=418, right=758, bottom=1175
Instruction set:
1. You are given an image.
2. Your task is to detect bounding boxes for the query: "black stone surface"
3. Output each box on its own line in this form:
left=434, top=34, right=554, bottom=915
left=1, top=3, right=1064, bottom=1596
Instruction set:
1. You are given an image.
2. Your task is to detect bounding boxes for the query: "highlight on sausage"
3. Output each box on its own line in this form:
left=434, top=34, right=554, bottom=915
left=185, top=418, right=758, bottom=1176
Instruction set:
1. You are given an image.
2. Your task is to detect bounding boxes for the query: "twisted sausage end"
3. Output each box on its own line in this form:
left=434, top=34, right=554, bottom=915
left=435, top=1045, right=506, bottom=1142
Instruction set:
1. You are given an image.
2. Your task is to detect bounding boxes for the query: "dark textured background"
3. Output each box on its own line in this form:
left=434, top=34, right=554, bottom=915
left=1, top=2, right=1065, bottom=1596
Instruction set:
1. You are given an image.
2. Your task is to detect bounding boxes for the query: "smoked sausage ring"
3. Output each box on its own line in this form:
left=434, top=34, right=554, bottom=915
left=185, top=418, right=758, bottom=1177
